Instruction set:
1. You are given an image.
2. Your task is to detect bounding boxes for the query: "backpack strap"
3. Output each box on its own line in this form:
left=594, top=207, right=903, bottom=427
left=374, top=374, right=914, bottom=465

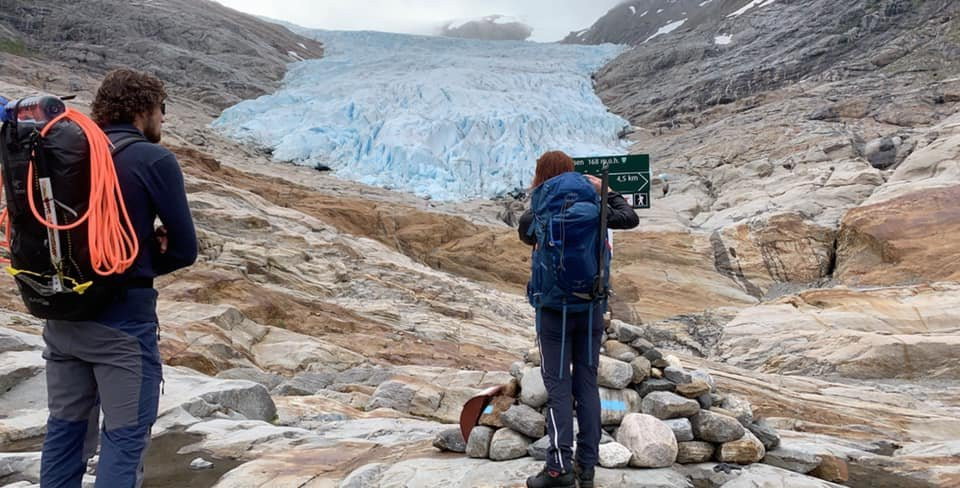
left=110, top=134, right=147, bottom=157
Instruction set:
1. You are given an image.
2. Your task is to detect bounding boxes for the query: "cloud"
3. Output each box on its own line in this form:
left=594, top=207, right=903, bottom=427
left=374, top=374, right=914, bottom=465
left=214, top=0, right=624, bottom=42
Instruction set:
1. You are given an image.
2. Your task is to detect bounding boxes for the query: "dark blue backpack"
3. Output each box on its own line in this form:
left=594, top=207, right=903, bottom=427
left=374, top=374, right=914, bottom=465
left=526, top=171, right=610, bottom=372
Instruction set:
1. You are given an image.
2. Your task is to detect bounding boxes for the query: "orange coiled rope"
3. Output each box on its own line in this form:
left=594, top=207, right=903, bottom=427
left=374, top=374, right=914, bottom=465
left=16, top=108, right=140, bottom=276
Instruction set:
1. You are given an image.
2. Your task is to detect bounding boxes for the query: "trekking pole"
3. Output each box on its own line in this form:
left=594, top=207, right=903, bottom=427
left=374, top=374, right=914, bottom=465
left=594, top=163, right=610, bottom=299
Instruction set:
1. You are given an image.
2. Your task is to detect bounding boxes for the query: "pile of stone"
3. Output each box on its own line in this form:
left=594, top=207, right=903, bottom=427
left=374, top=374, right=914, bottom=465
left=434, top=320, right=780, bottom=470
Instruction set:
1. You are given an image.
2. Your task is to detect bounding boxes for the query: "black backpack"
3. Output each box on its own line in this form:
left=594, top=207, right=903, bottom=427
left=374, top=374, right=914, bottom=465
left=0, top=114, right=144, bottom=320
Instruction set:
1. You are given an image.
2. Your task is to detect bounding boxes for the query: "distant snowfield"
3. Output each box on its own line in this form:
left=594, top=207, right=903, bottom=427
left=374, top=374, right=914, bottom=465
left=714, top=34, right=732, bottom=45
left=645, top=19, right=687, bottom=43
left=212, top=30, right=628, bottom=201
left=728, top=0, right=778, bottom=17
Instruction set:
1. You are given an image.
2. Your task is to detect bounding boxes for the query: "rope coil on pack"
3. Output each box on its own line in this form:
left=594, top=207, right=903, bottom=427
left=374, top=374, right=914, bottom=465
left=0, top=108, right=139, bottom=276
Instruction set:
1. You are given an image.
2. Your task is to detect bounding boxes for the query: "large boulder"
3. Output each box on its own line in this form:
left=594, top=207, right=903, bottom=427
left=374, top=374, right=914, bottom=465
left=641, top=392, right=701, bottom=420
left=520, top=367, right=548, bottom=409
left=598, top=441, right=633, bottom=468
left=719, top=431, right=766, bottom=465
left=616, top=413, right=678, bottom=468
left=692, top=410, right=745, bottom=443
left=598, top=356, right=633, bottom=389
left=489, top=428, right=531, bottom=461
left=466, top=426, right=494, bottom=459
left=501, top=404, right=545, bottom=439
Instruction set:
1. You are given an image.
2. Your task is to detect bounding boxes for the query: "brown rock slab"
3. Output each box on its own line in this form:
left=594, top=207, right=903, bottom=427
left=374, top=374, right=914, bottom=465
left=479, top=395, right=513, bottom=428
left=718, top=431, right=766, bottom=465
left=810, top=454, right=849, bottom=483
left=677, top=441, right=715, bottom=464
left=676, top=381, right=711, bottom=399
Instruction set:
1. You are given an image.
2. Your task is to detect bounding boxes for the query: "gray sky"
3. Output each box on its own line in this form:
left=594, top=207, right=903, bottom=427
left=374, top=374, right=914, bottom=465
left=214, top=0, right=624, bottom=42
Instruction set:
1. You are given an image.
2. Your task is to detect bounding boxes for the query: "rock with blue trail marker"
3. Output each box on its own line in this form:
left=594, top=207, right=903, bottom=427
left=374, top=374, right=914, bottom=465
left=600, top=387, right=642, bottom=425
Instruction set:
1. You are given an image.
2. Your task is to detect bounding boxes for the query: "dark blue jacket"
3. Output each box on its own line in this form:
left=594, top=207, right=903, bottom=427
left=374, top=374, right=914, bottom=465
left=104, top=123, right=197, bottom=286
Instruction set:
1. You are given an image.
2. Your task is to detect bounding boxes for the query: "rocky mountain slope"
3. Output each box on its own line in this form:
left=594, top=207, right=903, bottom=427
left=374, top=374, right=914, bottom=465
left=1, top=0, right=959, bottom=487
left=0, top=0, right=324, bottom=109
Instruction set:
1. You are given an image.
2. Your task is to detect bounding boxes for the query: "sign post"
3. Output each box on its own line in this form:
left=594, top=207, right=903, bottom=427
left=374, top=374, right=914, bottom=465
left=572, top=154, right=650, bottom=209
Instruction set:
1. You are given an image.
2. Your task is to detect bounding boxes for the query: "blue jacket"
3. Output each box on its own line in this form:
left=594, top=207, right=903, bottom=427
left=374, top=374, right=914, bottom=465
left=99, top=124, right=197, bottom=320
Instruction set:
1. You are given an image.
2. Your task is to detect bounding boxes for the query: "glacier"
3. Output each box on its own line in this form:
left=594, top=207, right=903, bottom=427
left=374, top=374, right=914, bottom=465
left=211, top=29, right=628, bottom=201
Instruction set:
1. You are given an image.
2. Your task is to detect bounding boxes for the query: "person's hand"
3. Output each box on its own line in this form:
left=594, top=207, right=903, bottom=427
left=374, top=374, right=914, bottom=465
left=154, top=226, right=168, bottom=254
left=585, top=174, right=603, bottom=193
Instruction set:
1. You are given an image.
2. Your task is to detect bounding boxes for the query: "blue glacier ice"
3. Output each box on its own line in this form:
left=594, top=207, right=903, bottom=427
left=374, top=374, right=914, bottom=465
left=212, top=29, right=628, bottom=201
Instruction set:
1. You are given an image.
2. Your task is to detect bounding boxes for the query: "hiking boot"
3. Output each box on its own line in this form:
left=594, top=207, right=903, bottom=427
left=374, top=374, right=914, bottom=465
left=526, top=467, right=576, bottom=488
left=574, top=464, right=595, bottom=488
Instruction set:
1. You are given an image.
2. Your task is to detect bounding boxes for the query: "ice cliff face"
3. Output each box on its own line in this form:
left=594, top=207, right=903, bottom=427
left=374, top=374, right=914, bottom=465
left=212, top=30, right=627, bottom=200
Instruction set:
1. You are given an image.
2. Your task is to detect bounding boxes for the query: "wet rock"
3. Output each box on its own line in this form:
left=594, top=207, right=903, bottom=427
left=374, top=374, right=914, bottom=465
left=763, top=446, right=822, bottom=474
left=676, top=441, right=715, bottom=464
left=189, top=457, right=214, bottom=470
left=466, top=426, right=494, bottom=458
left=663, top=418, right=695, bottom=442
left=616, top=413, right=678, bottom=468
left=676, top=381, right=711, bottom=398
left=630, top=356, right=652, bottom=384
left=641, top=391, right=701, bottom=419
left=719, top=430, right=766, bottom=465
left=598, top=356, right=633, bottom=389
left=520, top=367, right=548, bottom=409
left=501, top=404, right=546, bottom=439
left=692, top=410, right=745, bottom=443
left=636, top=378, right=676, bottom=397
left=489, top=428, right=532, bottom=461
left=433, top=427, right=466, bottom=453
left=603, top=340, right=638, bottom=362
left=598, top=441, right=633, bottom=468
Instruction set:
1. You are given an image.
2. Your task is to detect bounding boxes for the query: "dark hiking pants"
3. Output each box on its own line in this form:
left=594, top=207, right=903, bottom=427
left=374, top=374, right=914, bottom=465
left=537, top=305, right=603, bottom=474
left=41, top=289, right=162, bottom=488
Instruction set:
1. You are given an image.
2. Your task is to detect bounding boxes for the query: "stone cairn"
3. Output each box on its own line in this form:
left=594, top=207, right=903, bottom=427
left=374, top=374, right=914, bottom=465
left=433, top=319, right=780, bottom=470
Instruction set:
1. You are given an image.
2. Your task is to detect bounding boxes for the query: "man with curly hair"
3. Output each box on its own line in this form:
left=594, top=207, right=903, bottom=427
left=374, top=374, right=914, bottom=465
left=41, top=69, right=197, bottom=488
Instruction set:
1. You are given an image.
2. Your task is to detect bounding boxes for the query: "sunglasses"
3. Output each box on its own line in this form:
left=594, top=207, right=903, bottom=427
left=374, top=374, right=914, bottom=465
left=160, top=102, right=166, bottom=115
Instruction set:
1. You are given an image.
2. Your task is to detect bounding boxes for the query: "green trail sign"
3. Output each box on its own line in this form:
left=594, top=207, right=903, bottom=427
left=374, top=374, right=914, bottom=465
left=572, top=154, right=650, bottom=209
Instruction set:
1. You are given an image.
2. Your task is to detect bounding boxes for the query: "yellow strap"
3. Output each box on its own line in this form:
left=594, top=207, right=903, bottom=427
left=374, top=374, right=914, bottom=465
left=6, top=266, right=93, bottom=294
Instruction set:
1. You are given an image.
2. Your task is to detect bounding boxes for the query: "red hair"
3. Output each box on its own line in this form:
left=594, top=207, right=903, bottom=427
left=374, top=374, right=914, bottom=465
left=531, top=150, right=574, bottom=188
